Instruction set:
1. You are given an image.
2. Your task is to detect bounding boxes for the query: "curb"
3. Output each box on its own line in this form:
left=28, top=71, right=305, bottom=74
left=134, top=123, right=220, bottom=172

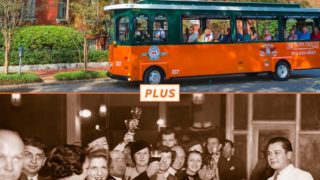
left=0, top=62, right=109, bottom=73
left=0, top=77, right=111, bottom=92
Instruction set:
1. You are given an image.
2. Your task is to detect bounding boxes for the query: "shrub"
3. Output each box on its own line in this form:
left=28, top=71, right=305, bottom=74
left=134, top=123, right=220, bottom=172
left=54, top=70, right=106, bottom=81
left=0, top=49, right=82, bottom=65
left=0, top=26, right=84, bottom=65
left=0, top=73, right=41, bottom=85
left=12, top=26, right=83, bottom=50
left=0, top=26, right=108, bottom=66
left=88, top=50, right=108, bottom=62
left=0, top=49, right=108, bottom=65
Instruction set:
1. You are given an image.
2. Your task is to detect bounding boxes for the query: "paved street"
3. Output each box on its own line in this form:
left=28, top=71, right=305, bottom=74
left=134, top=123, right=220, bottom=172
left=1, top=69, right=320, bottom=92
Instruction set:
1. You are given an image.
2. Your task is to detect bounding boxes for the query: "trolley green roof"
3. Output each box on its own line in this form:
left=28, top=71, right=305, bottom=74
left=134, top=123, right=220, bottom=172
left=137, top=0, right=301, bottom=8
left=104, top=0, right=320, bottom=14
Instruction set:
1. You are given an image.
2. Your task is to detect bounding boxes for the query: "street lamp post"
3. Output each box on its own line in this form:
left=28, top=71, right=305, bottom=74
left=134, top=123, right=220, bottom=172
left=18, top=46, right=24, bottom=75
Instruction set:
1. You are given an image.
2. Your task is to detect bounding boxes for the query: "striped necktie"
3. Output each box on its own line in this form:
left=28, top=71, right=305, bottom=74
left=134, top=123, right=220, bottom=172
left=274, top=172, right=280, bottom=180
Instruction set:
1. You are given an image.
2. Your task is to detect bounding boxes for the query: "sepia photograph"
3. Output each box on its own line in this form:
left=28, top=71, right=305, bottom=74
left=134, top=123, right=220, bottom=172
left=1, top=0, right=320, bottom=180
left=1, top=93, right=319, bottom=180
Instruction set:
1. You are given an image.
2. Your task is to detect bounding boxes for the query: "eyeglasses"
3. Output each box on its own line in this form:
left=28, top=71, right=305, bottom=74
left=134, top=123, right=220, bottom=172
left=24, top=151, right=45, bottom=160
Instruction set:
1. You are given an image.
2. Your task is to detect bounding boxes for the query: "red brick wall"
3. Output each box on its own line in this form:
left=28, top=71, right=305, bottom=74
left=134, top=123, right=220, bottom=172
left=36, top=0, right=58, bottom=25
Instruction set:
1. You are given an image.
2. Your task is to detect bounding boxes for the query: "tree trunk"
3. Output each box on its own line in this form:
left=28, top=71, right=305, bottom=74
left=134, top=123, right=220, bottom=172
left=83, top=38, right=88, bottom=71
left=3, top=32, right=11, bottom=74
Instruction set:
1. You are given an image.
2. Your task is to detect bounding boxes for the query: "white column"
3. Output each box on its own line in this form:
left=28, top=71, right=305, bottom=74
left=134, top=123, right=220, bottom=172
left=66, top=94, right=81, bottom=145
left=247, top=94, right=254, bottom=177
left=225, top=94, right=234, bottom=141
left=66, top=0, right=70, bottom=21
left=295, top=94, right=301, bottom=167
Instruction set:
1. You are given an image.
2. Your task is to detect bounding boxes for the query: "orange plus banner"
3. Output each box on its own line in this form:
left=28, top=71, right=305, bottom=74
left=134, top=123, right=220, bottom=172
left=140, top=85, right=180, bottom=102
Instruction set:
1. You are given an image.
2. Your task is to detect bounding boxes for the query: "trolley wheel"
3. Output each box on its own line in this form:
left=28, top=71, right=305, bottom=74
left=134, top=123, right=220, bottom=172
left=143, top=67, right=165, bottom=84
left=273, top=61, right=291, bottom=81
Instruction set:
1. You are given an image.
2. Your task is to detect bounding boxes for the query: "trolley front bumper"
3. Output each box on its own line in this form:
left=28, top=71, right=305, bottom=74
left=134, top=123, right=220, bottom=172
left=107, top=71, right=129, bottom=81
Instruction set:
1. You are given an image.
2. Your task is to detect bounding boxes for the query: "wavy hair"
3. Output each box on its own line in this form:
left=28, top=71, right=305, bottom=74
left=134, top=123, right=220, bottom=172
left=48, top=144, right=86, bottom=179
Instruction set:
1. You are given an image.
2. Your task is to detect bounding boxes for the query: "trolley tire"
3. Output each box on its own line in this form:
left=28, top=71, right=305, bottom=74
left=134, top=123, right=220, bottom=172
left=273, top=61, right=291, bottom=81
left=143, top=67, right=165, bottom=84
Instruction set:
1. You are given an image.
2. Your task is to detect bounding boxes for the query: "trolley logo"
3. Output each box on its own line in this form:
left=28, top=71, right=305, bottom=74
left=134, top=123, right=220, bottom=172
left=141, top=45, right=168, bottom=61
left=140, top=84, right=180, bottom=102
left=259, top=44, right=278, bottom=57
left=148, top=45, right=160, bottom=60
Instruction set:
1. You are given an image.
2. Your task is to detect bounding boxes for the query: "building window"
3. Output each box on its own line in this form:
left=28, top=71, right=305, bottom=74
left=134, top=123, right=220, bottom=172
left=88, top=39, right=97, bottom=50
left=58, top=0, right=67, bottom=20
left=24, top=0, right=36, bottom=21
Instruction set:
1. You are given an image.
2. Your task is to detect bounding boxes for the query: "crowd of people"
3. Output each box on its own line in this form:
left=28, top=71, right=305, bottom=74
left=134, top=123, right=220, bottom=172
left=0, top=128, right=314, bottom=180
left=286, top=26, right=320, bottom=41
left=184, top=24, right=320, bottom=43
left=184, top=25, right=271, bottom=43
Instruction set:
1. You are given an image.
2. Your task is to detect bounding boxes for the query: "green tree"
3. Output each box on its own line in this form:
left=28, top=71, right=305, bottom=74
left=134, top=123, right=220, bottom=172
left=0, top=0, right=28, bottom=74
left=0, top=0, right=48, bottom=74
left=70, top=0, right=108, bottom=71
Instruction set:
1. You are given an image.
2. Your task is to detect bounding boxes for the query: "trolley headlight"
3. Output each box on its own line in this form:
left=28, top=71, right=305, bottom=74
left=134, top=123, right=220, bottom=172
left=112, top=41, right=117, bottom=47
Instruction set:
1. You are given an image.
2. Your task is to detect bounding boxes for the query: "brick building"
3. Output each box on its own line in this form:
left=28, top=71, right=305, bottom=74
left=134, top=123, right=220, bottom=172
left=29, top=0, right=69, bottom=25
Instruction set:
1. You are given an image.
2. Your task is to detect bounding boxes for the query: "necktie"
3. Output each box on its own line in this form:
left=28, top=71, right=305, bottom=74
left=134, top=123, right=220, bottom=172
left=274, top=172, right=280, bottom=180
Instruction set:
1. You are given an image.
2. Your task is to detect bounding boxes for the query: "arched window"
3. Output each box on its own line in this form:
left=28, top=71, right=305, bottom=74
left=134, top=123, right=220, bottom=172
left=117, top=17, right=129, bottom=42
left=153, top=14, right=168, bottom=42
left=134, top=14, right=150, bottom=43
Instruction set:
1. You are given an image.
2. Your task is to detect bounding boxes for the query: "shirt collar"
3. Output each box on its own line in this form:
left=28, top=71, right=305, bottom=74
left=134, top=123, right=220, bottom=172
left=277, top=164, right=294, bottom=178
left=112, top=176, right=123, bottom=180
left=27, top=174, right=38, bottom=180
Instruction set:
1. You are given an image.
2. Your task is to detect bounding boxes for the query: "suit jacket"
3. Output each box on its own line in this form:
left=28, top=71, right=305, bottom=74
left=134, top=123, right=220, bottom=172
left=19, top=173, right=47, bottom=180
left=107, top=175, right=117, bottom=180
left=107, top=175, right=127, bottom=180
left=218, top=156, right=246, bottom=180
left=203, top=153, right=226, bottom=180
left=131, top=171, right=150, bottom=180
left=176, top=170, right=201, bottom=180
left=150, top=173, right=177, bottom=180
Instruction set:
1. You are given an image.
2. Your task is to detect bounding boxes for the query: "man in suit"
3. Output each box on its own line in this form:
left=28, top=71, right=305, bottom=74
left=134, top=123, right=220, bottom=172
left=199, top=135, right=223, bottom=180
left=160, top=128, right=178, bottom=149
left=0, top=129, right=25, bottom=180
left=160, top=129, right=182, bottom=177
left=150, top=146, right=176, bottom=180
left=267, top=137, right=313, bottom=180
left=20, top=137, right=47, bottom=180
left=219, top=139, right=246, bottom=180
left=107, top=150, right=126, bottom=180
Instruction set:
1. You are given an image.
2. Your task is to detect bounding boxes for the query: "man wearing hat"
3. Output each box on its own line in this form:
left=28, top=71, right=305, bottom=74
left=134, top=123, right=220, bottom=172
left=85, top=129, right=109, bottom=153
left=125, top=140, right=159, bottom=180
